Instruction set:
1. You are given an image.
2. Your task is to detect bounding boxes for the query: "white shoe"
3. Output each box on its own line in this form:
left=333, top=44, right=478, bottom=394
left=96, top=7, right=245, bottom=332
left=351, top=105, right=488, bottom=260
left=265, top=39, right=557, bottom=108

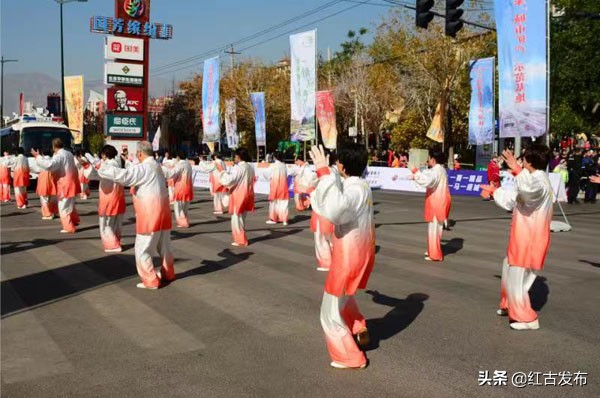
left=510, top=319, right=539, bottom=330
left=42, top=216, right=54, bottom=220
left=424, top=252, right=428, bottom=256
left=105, top=247, right=122, bottom=253
left=231, top=242, right=241, bottom=247
left=266, top=220, right=277, bottom=224
left=156, top=271, right=162, bottom=280
left=18, top=205, right=27, bottom=209
left=136, top=283, right=158, bottom=290
left=213, top=211, right=223, bottom=215
left=330, top=361, right=366, bottom=370
left=496, top=308, right=508, bottom=316
left=316, top=267, right=329, bottom=272
left=282, top=222, right=288, bottom=226
left=60, top=229, right=74, bottom=234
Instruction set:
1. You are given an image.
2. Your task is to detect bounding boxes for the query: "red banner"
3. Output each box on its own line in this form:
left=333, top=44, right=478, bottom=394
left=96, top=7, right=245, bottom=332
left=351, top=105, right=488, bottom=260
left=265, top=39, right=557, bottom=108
left=316, top=90, right=338, bottom=149
left=107, top=87, right=144, bottom=112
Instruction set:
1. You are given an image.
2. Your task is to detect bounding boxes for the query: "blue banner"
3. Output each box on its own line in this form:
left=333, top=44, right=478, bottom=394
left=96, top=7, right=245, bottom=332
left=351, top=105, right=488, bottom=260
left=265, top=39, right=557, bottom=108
left=202, top=56, right=220, bottom=143
left=250, top=92, right=266, bottom=146
left=468, top=57, right=495, bottom=145
left=495, top=0, right=548, bottom=138
left=447, top=170, right=487, bottom=197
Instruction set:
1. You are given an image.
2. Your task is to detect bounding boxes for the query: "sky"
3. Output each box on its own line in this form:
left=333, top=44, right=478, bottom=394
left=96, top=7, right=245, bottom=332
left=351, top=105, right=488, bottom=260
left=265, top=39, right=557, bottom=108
left=1, top=0, right=401, bottom=86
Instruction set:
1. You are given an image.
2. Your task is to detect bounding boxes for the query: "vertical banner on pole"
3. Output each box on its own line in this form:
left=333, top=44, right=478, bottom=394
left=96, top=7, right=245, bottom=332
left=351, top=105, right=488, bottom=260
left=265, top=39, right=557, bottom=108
left=495, top=0, right=548, bottom=138
left=250, top=92, right=266, bottom=146
left=290, top=30, right=316, bottom=142
left=468, top=57, right=495, bottom=145
left=202, top=56, right=220, bottom=143
left=316, top=90, right=338, bottom=149
left=225, top=98, right=239, bottom=149
left=64, top=75, right=84, bottom=145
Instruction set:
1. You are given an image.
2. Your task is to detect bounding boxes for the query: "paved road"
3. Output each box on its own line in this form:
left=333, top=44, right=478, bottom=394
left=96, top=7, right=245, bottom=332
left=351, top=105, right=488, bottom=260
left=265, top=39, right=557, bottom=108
left=1, top=189, right=598, bottom=398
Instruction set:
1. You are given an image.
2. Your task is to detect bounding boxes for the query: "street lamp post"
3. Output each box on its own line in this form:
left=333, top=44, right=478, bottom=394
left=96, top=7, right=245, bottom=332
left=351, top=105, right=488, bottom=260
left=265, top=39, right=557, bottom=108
left=1, top=56, right=19, bottom=128
left=55, top=0, right=87, bottom=125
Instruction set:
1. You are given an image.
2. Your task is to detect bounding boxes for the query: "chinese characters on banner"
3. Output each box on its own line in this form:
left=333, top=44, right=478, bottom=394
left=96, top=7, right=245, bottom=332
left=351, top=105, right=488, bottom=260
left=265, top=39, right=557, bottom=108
left=290, top=30, right=316, bottom=142
left=64, top=75, right=84, bottom=145
left=494, top=0, right=548, bottom=138
left=250, top=92, right=266, bottom=146
left=316, top=91, right=338, bottom=149
left=468, top=57, right=495, bottom=145
left=202, top=57, right=220, bottom=143
left=225, top=98, right=239, bottom=149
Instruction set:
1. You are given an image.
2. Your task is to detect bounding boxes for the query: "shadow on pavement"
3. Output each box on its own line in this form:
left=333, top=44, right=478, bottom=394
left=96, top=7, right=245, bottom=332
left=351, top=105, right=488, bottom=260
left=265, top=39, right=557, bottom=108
left=176, top=249, right=252, bottom=280
left=291, top=214, right=311, bottom=224
left=250, top=228, right=303, bottom=245
left=1, top=253, right=137, bottom=318
left=530, top=276, right=549, bottom=312
left=363, top=290, right=429, bottom=351
left=442, top=238, right=464, bottom=256
left=579, top=259, right=600, bottom=268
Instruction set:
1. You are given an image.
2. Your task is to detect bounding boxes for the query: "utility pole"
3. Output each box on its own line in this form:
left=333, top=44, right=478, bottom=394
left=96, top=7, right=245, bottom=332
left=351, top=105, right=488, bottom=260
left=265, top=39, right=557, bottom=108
left=1, top=56, right=19, bottom=128
left=327, top=47, right=332, bottom=87
left=224, top=45, right=241, bottom=80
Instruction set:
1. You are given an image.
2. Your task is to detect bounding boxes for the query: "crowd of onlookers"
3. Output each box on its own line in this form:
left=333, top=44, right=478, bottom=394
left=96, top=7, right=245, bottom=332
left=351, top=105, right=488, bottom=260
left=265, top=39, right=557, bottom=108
left=552, top=134, right=599, bottom=204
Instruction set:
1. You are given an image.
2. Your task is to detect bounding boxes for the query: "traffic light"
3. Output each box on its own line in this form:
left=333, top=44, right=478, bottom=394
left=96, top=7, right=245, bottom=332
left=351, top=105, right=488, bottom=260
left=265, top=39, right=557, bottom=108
left=416, top=0, right=435, bottom=29
left=445, top=0, right=464, bottom=37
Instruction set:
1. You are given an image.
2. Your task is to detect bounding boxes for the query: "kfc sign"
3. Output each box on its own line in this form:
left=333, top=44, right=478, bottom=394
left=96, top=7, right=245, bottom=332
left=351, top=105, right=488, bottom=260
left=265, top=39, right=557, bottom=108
left=105, top=36, right=144, bottom=61
left=107, top=87, right=144, bottom=112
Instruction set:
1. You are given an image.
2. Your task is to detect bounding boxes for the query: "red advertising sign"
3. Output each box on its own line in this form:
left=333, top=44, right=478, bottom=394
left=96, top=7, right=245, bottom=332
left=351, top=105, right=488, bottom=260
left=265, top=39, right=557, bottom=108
left=107, top=87, right=144, bottom=112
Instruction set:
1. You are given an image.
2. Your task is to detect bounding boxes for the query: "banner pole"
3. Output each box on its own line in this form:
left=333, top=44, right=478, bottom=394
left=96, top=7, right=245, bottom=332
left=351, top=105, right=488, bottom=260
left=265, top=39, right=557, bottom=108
left=546, top=0, right=551, bottom=148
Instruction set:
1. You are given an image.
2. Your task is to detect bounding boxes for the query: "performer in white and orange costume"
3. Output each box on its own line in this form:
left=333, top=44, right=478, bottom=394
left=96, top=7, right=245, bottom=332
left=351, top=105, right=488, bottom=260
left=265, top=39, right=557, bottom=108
left=32, top=139, right=81, bottom=233
left=411, top=150, right=451, bottom=262
left=162, top=152, right=176, bottom=205
left=291, top=158, right=315, bottom=211
left=81, top=145, right=126, bottom=252
left=97, top=141, right=174, bottom=289
left=481, top=146, right=553, bottom=330
left=0, top=152, right=13, bottom=203
left=310, top=144, right=375, bottom=370
left=163, top=151, right=194, bottom=228
left=198, top=153, right=230, bottom=214
left=75, top=150, right=90, bottom=200
left=217, top=147, right=255, bottom=246
left=8, top=147, right=30, bottom=209
left=30, top=149, right=59, bottom=220
left=310, top=152, right=338, bottom=271
left=265, top=152, right=289, bottom=225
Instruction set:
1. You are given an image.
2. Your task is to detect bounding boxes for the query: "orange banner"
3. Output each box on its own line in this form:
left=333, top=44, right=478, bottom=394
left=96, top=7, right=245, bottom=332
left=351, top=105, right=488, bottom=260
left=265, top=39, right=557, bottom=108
left=64, top=75, right=84, bottom=145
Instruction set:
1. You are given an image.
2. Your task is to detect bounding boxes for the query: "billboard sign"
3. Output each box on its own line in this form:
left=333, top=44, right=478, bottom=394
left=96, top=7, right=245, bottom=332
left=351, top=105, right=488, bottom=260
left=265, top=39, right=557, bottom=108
left=106, top=87, right=144, bottom=112
left=106, top=114, right=144, bottom=137
left=105, top=36, right=144, bottom=61
left=105, top=62, right=143, bottom=86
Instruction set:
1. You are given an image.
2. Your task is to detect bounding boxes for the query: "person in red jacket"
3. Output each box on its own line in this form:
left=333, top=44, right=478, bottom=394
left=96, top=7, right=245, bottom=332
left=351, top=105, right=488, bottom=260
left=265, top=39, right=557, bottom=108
left=485, top=155, right=502, bottom=200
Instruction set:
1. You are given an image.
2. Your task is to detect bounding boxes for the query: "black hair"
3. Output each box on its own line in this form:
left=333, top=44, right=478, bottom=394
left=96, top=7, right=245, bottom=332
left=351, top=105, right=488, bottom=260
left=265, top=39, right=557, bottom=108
left=100, top=145, right=118, bottom=160
left=428, top=150, right=447, bottom=165
left=42, top=148, right=53, bottom=157
left=524, top=144, right=551, bottom=170
left=177, top=150, right=187, bottom=160
left=328, top=151, right=338, bottom=167
left=211, top=152, right=221, bottom=160
left=235, top=147, right=251, bottom=162
left=273, top=151, right=284, bottom=161
left=337, top=143, right=368, bottom=177
left=14, top=147, right=24, bottom=155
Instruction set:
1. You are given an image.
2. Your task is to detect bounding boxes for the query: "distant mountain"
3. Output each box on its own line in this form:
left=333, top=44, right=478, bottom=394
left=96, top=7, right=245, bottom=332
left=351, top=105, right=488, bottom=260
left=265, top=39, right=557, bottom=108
left=2, top=73, right=178, bottom=116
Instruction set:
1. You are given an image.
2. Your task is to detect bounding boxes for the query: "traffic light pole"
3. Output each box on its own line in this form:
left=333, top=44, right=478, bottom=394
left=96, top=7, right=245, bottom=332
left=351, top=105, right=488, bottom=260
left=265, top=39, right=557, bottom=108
left=389, top=1, right=496, bottom=32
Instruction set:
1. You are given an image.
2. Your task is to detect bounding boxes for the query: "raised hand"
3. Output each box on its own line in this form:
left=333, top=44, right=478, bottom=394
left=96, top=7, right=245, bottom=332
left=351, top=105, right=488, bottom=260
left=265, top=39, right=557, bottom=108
left=502, top=149, right=519, bottom=172
left=31, top=148, right=40, bottom=158
left=309, top=145, right=329, bottom=170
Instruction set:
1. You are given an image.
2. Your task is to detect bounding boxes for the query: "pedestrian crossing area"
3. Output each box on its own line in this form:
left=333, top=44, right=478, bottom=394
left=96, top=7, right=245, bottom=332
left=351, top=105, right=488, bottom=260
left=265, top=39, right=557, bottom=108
left=1, top=190, right=599, bottom=397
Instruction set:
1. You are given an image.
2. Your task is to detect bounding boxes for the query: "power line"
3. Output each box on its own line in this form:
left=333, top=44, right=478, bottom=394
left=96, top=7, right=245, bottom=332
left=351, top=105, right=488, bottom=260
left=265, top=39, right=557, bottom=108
left=150, top=0, right=344, bottom=74
left=151, top=0, right=373, bottom=78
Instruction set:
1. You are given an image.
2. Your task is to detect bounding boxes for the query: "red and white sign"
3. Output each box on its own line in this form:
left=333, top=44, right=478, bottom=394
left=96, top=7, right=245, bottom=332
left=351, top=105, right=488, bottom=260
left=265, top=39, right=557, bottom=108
left=105, top=36, right=144, bottom=61
left=106, top=87, right=144, bottom=112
